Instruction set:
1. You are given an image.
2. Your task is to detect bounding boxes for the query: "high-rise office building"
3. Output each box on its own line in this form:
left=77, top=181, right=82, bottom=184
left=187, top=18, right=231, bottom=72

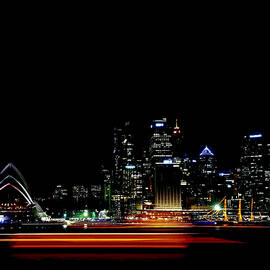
left=72, top=185, right=88, bottom=207
left=153, top=159, right=182, bottom=210
left=197, top=145, right=218, bottom=206
left=217, top=170, right=238, bottom=208
left=148, top=118, right=182, bottom=210
left=265, top=143, right=270, bottom=207
left=111, top=122, right=143, bottom=217
left=102, top=168, right=112, bottom=211
left=111, top=125, right=126, bottom=217
left=141, top=150, right=153, bottom=206
left=178, top=156, right=199, bottom=209
left=172, top=118, right=183, bottom=157
left=239, top=133, right=266, bottom=210
left=149, top=118, right=173, bottom=164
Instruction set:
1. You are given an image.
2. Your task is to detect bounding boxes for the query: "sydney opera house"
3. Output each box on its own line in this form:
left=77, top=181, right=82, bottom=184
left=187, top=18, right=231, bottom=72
left=0, top=163, right=44, bottom=224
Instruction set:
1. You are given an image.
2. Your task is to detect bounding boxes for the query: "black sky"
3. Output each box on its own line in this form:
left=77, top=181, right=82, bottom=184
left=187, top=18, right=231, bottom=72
left=0, top=10, right=269, bottom=195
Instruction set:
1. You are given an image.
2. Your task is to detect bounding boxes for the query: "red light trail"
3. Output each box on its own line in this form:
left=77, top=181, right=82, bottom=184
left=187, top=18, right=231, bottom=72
left=0, top=232, right=243, bottom=249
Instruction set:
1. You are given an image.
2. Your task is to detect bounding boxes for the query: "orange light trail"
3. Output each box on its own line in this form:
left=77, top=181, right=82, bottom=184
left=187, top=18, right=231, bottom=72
left=0, top=232, right=244, bottom=249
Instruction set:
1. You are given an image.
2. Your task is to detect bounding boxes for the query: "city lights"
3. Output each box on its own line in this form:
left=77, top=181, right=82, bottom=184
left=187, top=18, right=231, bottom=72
left=0, top=15, right=269, bottom=267
left=214, top=204, right=221, bottom=211
left=0, top=123, right=269, bottom=226
left=125, top=165, right=136, bottom=169
left=0, top=215, right=5, bottom=223
left=249, top=133, right=263, bottom=138
left=0, top=117, right=269, bottom=267
left=0, top=118, right=268, bottom=266
left=163, top=159, right=173, bottom=164
left=83, top=210, right=88, bottom=217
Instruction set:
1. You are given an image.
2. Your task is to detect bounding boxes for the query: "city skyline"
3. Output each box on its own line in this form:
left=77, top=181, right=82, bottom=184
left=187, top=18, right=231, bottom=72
left=2, top=114, right=269, bottom=218
left=0, top=103, right=268, bottom=195
left=1, top=6, right=270, bottom=267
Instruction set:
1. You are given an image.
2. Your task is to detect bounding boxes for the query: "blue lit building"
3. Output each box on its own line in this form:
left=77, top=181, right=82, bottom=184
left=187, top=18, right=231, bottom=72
left=196, top=145, right=218, bottom=206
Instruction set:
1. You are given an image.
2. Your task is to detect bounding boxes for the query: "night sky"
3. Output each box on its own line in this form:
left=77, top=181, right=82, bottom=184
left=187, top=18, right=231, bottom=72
left=1, top=14, right=269, bottom=196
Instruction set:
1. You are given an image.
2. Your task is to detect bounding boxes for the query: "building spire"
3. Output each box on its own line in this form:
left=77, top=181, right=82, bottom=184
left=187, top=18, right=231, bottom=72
left=173, top=118, right=181, bottom=134
left=175, top=118, right=179, bottom=129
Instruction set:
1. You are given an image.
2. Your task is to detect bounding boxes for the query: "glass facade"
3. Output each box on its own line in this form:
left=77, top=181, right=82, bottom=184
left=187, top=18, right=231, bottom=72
left=239, top=134, right=267, bottom=210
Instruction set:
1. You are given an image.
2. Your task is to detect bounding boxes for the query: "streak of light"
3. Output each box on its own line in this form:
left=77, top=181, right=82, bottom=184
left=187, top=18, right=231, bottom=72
left=0, top=232, right=244, bottom=250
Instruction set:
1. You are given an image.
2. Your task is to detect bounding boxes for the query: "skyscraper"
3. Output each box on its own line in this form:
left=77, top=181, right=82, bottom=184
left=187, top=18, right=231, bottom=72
left=149, top=118, right=173, bottom=164
left=172, top=118, right=183, bottom=158
left=111, top=122, right=143, bottom=217
left=153, top=160, right=182, bottom=210
left=197, top=145, right=218, bottom=206
left=148, top=118, right=182, bottom=210
left=239, top=133, right=266, bottom=210
left=178, top=156, right=199, bottom=209
left=102, top=168, right=112, bottom=211
left=265, top=143, right=270, bottom=208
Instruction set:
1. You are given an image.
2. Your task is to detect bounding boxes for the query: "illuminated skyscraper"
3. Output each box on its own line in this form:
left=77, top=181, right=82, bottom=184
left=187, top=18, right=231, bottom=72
left=102, top=168, right=112, bottom=211
left=197, top=145, right=218, bottom=206
left=265, top=143, right=270, bottom=207
left=111, top=125, right=126, bottom=217
left=172, top=118, right=183, bottom=157
left=149, top=118, right=182, bottom=210
left=111, top=122, right=143, bottom=217
left=239, top=133, right=266, bottom=210
left=153, top=160, right=182, bottom=210
left=178, top=156, right=199, bottom=209
left=149, top=118, right=173, bottom=164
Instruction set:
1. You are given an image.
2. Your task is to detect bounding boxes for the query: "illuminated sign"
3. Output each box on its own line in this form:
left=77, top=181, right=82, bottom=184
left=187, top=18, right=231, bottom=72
left=155, top=123, right=164, bottom=127
left=163, top=159, right=173, bottom=164
left=249, top=134, right=262, bottom=138
left=219, top=172, right=231, bottom=177
left=125, top=165, right=136, bottom=169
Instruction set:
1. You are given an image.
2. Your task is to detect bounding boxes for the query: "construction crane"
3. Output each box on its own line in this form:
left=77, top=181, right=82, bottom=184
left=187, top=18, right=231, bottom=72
left=206, top=197, right=258, bottom=223
left=250, top=198, right=254, bottom=221
left=238, top=198, right=242, bottom=222
left=223, top=198, right=228, bottom=222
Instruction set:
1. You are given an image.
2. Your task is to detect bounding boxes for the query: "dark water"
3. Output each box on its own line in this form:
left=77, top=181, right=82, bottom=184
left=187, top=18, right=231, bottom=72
left=1, top=225, right=269, bottom=269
